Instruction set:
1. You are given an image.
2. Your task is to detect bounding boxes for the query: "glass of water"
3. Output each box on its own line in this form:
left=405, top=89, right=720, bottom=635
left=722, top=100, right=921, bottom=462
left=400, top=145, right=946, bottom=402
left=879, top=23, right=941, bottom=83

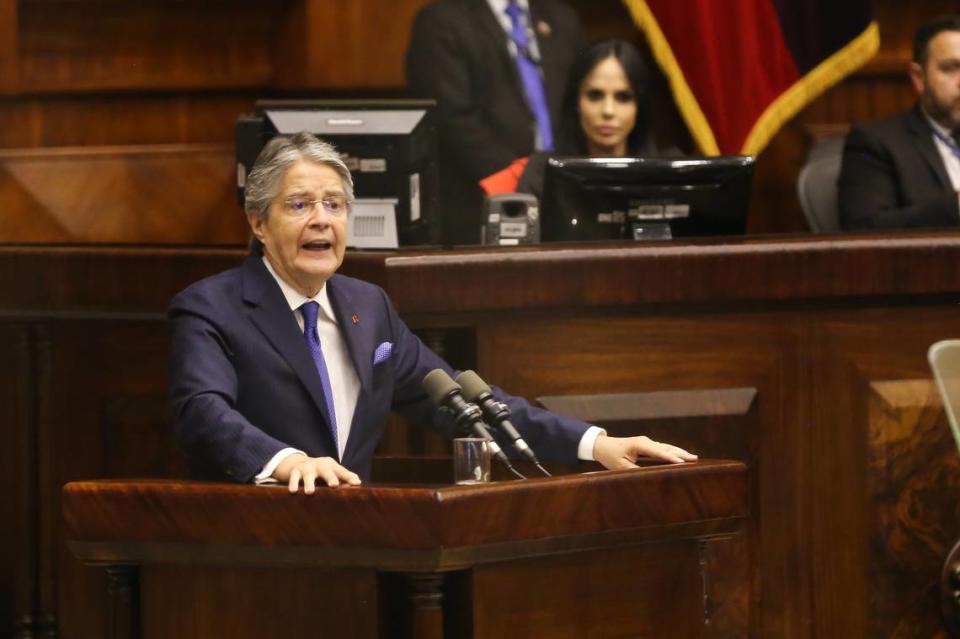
left=453, top=437, right=491, bottom=485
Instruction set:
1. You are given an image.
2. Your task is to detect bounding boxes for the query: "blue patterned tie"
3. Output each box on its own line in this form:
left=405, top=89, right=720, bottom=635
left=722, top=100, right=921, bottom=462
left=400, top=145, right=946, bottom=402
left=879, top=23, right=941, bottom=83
left=504, top=1, right=554, bottom=151
left=300, top=301, right=339, bottom=451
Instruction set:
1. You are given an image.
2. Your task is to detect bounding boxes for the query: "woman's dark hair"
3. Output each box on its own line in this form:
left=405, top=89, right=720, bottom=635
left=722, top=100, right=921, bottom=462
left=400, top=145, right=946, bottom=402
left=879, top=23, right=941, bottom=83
left=557, top=39, right=651, bottom=156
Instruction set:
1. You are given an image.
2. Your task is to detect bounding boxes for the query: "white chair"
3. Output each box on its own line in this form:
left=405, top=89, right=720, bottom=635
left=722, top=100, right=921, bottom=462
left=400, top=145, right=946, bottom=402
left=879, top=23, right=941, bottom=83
left=927, top=339, right=960, bottom=635
left=929, top=340, right=960, bottom=450
left=796, top=135, right=845, bottom=233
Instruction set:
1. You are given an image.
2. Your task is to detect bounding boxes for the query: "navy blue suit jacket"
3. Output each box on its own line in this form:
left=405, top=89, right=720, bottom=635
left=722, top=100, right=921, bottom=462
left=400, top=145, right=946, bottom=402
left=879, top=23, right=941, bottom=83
left=169, top=253, right=589, bottom=482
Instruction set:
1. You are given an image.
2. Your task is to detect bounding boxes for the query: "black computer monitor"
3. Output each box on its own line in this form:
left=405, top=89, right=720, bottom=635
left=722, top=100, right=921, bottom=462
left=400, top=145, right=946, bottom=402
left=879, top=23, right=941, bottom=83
left=235, top=99, right=439, bottom=248
left=540, top=156, right=756, bottom=242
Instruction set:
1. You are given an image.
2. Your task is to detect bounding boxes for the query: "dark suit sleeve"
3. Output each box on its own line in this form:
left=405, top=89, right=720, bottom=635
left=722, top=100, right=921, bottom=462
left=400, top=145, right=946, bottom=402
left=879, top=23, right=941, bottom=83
left=405, top=5, right=520, bottom=181
left=169, top=291, right=289, bottom=483
left=379, top=287, right=588, bottom=463
left=838, top=125, right=960, bottom=230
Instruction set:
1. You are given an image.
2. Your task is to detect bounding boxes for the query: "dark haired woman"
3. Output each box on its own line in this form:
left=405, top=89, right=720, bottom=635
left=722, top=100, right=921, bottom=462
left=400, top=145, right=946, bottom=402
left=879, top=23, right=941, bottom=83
left=480, top=39, right=654, bottom=198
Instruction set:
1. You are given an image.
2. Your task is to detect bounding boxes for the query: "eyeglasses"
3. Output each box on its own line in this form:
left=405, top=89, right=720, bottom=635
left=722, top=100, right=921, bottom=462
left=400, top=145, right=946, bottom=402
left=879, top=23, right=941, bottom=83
left=280, top=196, right=350, bottom=218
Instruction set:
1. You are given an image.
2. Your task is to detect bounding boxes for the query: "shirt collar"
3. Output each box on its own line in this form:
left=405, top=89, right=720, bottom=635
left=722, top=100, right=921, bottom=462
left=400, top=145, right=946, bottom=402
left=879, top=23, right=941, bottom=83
left=922, top=106, right=955, bottom=140
left=261, top=256, right=338, bottom=324
left=487, top=0, right=530, bottom=18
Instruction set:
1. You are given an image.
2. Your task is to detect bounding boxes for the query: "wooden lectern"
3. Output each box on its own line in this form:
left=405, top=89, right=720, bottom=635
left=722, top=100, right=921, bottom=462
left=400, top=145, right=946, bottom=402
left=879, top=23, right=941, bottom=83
left=63, top=460, right=749, bottom=639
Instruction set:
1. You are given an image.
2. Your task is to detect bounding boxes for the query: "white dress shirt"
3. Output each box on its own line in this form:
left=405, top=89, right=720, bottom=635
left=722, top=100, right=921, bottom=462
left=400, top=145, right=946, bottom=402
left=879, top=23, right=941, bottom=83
left=486, top=0, right=542, bottom=62
left=255, top=257, right=360, bottom=481
left=922, top=109, right=960, bottom=213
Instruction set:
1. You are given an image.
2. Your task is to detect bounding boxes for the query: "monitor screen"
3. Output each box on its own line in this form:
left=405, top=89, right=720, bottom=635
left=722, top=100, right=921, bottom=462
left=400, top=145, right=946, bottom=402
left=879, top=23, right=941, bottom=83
left=236, top=99, right=439, bottom=248
left=540, top=156, right=756, bottom=243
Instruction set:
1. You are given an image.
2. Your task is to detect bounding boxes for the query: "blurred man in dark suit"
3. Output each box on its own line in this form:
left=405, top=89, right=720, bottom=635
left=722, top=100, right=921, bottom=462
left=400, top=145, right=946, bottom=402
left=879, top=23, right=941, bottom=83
left=406, top=0, right=585, bottom=244
left=839, top=15, right=960, bottom=230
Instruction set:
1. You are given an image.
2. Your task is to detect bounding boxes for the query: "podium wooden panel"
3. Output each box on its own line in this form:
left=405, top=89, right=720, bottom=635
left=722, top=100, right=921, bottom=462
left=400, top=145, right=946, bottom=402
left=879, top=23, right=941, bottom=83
left=63, top=461, right=748, bottom=639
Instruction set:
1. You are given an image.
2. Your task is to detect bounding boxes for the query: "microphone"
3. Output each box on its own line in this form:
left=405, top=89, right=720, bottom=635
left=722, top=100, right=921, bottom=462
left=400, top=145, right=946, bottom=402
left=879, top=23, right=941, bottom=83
left=457, top=370, right=551, bottom=477
left=422, top=369, right=525, bottom=479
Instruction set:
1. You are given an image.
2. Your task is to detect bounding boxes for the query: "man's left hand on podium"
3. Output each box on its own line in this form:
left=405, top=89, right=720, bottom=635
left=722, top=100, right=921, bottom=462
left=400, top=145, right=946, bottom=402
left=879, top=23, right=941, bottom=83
left=593, top=434, right=698, bottom=470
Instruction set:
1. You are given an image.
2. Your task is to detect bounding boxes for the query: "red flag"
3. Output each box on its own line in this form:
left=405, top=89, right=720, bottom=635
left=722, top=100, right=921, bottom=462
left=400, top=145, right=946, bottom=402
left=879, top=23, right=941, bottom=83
left=624, top=0, right=879, bottom=155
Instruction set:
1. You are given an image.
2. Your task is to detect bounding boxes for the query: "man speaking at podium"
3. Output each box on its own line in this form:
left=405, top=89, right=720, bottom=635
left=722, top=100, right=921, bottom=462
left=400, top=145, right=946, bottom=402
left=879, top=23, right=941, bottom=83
left=169, top=132, right=695, bottom=492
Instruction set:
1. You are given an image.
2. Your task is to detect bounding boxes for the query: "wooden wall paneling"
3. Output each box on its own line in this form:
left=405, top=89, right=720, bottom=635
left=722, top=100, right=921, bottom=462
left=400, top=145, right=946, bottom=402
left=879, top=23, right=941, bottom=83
left=472, top=311, right=807, bottom=638
left=16, top=1, right=283, bottom=93
left=0, top=145, right=248, bottom=244
left=873, top=0, right=960, bottom=65
left=0, top=246, right=243, bottom=312
left=808, top=307, right=960, bottom=637
left=0, top=0, right=17, bottom=95
left=867, top=380, right=957, bottom=639
left=872, top=78, right=913, bottom=123
left=0, top=324, right=38, bottom=637
left=845, top=78, right=885, bottom=124
left=0, top=95, right=259, bottom=149
left=273, top=0, right=433, bottom=90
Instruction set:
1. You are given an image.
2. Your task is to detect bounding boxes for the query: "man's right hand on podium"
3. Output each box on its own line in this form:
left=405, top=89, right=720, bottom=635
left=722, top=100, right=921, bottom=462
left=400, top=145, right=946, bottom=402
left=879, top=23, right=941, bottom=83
left=273, top=454, right=362, bottom=493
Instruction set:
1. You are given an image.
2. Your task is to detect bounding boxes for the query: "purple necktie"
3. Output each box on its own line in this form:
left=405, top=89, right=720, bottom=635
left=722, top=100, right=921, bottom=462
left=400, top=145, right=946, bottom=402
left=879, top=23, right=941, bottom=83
left=300, top=301, right=339, bottom=451
left=504, top=1, right=554, bottom=151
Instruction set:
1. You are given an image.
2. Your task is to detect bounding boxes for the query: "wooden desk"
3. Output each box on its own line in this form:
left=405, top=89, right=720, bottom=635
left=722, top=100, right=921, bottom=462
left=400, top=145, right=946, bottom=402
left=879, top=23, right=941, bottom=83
left=5, top=233, right=960, bottom=637
left=63, top=461, right=749, bottom=639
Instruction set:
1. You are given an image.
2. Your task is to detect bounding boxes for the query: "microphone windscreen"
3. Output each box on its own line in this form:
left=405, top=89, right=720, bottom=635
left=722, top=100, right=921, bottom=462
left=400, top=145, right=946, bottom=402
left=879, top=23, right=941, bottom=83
left=422, top=369, right=460, bottom=404
left=456, top=370, right=491, bottom=402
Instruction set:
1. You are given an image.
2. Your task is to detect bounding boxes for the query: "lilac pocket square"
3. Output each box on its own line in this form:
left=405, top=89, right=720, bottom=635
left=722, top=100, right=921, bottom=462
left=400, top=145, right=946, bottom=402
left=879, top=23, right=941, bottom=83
left=373, top=341, right=393, bottom=365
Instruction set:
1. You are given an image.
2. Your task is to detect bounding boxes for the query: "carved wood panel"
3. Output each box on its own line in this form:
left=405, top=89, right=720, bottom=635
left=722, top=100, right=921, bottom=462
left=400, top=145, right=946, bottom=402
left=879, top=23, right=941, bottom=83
left=867, top=381, right=959, bottom=639
left=0, top=145, right=247, bottom=243
left=808, top=307, right=960, bottom=638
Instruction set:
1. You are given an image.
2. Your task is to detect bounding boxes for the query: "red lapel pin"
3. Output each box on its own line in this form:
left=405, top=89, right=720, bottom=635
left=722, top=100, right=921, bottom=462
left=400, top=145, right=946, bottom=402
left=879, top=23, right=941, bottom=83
left=351, top=314, right=360, bottom=325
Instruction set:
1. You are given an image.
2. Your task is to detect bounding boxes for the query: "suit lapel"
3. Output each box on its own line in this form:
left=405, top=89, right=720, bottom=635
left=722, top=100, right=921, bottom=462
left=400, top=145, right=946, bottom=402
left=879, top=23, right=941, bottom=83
left=240, top=254, right=335, bottom=436
left=905, top=106, right=951, bottom=188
